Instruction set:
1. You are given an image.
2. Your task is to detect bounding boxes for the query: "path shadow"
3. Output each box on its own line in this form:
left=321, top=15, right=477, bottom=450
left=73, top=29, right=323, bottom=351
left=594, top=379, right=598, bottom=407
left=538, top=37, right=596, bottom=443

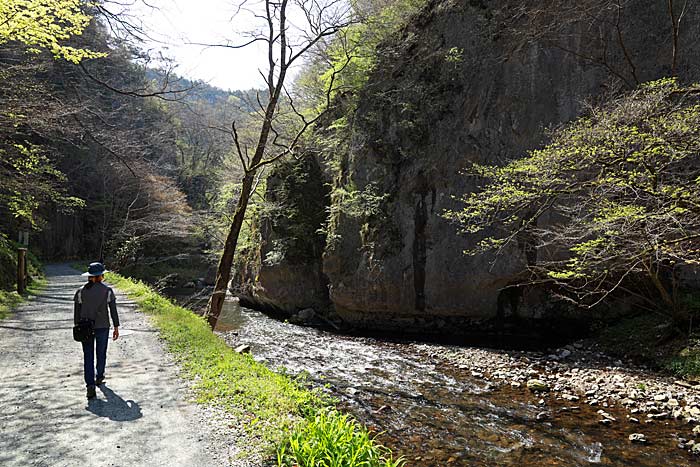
left=86, top=385, right=142, bottom=422
left=0, top=325, right=73, bottom=332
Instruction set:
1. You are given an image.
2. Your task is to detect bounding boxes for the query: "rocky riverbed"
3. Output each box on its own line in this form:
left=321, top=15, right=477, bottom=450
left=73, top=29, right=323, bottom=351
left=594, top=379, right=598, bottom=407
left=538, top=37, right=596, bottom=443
left=414, top=340, right=700, bottom=456
left=205, top=302, right=700, bottom=465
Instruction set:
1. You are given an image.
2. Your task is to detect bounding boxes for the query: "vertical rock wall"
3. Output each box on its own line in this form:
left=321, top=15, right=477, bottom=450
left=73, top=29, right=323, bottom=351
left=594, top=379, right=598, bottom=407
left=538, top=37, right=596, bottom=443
left=237, top=0, right=700, bottom=330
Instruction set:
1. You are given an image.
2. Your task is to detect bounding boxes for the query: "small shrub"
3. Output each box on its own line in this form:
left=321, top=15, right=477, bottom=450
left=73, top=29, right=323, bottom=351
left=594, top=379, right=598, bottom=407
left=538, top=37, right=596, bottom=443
left=666, top=351, right=700, bottom=378
left=277, top=409, right=404, bottom=467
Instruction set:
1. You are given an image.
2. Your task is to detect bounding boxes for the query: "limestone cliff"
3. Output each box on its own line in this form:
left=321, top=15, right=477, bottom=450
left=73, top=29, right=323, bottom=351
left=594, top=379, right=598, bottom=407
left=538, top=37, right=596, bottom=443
left=233, top=156, right=332, bottom=314
left=235, top=0, right=700, bottom=330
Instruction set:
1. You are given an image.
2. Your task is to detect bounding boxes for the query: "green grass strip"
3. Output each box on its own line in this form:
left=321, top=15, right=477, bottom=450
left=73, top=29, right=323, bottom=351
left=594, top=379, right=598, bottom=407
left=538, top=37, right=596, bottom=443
left=0, top=277, right=47, bottom=320
left=106, top=272, right=402, bottom=466
left=277, top=409, right=405, bottom=467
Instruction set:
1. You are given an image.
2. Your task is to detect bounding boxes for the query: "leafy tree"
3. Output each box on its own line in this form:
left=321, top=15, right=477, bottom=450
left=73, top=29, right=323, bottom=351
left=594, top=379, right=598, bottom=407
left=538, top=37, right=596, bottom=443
left=295, top=0, right=426, bottom=110
left=0, top=0, right=104, bottom=62
left=446, top=79, right=700, bottom=324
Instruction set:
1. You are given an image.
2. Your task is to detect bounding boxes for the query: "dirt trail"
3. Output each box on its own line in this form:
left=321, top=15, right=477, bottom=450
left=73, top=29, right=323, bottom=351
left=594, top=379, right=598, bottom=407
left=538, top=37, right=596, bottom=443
left=0, top=264, right=222, bottom=467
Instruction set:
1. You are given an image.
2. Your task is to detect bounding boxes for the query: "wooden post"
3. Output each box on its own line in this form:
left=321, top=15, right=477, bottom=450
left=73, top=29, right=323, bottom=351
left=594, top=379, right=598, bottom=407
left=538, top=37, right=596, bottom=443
left=17, top=248, right=27, bottom=294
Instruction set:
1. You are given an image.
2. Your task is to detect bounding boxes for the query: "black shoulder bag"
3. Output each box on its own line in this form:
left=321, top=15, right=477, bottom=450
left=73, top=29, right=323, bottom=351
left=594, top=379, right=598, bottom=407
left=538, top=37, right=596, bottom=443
left=73, top=321, right=94, bottom=342
left=73, top=288, right=95, bottom=342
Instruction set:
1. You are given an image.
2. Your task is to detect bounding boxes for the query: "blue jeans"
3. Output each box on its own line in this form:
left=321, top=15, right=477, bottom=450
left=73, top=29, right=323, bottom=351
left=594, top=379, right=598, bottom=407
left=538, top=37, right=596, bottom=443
left=82, top=328, right=109, bottom=387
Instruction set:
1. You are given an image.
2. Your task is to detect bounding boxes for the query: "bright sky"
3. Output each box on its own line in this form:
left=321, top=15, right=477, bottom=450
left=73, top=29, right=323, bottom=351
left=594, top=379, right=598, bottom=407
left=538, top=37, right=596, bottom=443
left=128, top=0, right=272, bottom=91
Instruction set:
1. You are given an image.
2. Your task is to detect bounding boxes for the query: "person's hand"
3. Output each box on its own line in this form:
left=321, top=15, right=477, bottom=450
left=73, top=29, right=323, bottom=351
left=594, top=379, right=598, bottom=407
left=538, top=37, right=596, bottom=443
left=113, top=327, right=119, bottom=341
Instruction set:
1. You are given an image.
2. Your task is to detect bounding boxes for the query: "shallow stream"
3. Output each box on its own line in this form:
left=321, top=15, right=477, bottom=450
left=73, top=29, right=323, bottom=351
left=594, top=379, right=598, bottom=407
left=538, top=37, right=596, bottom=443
left=182, top=296, right=695, bottom=466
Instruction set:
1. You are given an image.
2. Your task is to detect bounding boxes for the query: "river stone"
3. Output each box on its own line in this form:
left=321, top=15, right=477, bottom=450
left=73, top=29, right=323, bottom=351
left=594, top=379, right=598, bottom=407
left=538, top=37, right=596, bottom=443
left=527, top=379, right=549, bottom=392
left=692, top=443, right=700, bottom=455
left=629, top=433, right=648, bottom=444
left=676, top=380, right=695, bottom=388
left=297, top=308, right=316, bottom=321
left=693, top=425, right=700, bottom=434
left=234, top=344, right=251, bottom=354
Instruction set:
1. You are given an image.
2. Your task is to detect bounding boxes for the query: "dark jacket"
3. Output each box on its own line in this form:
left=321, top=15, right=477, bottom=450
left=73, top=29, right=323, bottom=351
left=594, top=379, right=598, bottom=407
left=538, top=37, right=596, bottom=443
left=74, top=282, right=119, bottom=329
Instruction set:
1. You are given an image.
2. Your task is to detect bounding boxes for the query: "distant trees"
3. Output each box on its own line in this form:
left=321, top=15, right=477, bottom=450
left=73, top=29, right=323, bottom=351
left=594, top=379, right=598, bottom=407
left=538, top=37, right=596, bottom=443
left=0, top=3, right=200, bottom=261
left=446, top=79, right=700, bottom=325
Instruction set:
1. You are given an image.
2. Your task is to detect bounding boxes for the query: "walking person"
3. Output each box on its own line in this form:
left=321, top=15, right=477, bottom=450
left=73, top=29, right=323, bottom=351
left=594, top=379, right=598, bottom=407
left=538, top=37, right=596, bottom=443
left=74, top=262, right=120, bottom=399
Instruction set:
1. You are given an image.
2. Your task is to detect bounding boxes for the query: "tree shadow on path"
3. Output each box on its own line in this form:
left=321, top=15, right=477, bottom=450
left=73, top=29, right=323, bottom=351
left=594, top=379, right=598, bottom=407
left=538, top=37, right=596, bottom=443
left=87, top=385, right=142, bottom=422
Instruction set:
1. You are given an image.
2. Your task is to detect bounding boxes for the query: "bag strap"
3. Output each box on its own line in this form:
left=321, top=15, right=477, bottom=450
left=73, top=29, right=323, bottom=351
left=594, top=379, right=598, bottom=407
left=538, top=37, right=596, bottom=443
left=78, top=286, right=86, bottom=322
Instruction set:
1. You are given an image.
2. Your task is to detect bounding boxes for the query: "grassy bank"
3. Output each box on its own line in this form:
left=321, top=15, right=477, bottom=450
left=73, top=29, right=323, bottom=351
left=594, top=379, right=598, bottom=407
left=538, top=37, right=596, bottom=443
left=0, top=234, right=45, bottom=319
left=0, top=278, right=47, bottom=320
left=106, top=272, right=403, bottom=466
left=596, top=312, right=700, bottom=381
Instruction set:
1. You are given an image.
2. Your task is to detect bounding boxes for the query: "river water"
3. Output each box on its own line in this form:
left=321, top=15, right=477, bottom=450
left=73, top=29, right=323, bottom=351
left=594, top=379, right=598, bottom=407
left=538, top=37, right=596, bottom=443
left=179, top=295, right=694, bottom=466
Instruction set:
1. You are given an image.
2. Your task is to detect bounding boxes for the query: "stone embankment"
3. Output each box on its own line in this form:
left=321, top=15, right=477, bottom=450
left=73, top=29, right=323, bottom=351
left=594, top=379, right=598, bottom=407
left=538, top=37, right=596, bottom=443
left=414, top=341, right=700, bottom=456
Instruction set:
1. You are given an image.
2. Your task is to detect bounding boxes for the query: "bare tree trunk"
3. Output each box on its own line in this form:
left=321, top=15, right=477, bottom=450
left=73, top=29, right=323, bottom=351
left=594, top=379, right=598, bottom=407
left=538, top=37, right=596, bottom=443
left=205, top=91, right=281, bottom=329
left=203, top=0, right=350, bottom=329
left=206, top=172, right=255, bottom=329
left=668, top=0, right=679, bottom=75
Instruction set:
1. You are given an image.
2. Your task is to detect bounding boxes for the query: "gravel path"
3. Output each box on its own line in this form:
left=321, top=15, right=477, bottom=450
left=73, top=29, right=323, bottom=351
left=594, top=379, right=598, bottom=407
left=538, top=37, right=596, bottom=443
left=0, top=264, right=229, bottom=467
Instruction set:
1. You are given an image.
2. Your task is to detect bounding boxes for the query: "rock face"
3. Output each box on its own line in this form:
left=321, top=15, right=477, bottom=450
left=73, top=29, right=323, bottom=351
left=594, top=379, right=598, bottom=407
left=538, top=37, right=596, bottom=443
left=233, top=156, right=332, bottom=314
left=236, top=0, right=700, bottom=329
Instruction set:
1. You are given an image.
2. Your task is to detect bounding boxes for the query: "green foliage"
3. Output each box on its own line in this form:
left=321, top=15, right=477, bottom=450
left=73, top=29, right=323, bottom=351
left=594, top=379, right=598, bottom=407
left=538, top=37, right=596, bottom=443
left=297, top=0, right=427, bottom=111
left=215, top=178, right=267, bottom=262
left=444, top=47, right=464, bottom=66
left=324, top=182, right=392, bottom=251
left=0, top=233, right=45, bottom=319
left=667, top=349, right=700, bottom=378
left=447, top=79, right=700, bottom=318
left=0, top=233, right=43, bottom=290
left=596, top=311, right=700, bottom=378
left=0, top=0, right=105, bottom=63
left=0, top=278, right=46, bottom=320
left=258, top=156, right=330, bottom=265
left=0, top=142, right=84, bottom=229
left=277, top=409, right=404, bottom=467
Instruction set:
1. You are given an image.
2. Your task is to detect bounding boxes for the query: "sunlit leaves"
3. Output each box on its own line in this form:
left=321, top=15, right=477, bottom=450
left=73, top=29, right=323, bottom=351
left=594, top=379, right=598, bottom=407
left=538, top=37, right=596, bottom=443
left=447, top=78, right=700, bottom=313
left=0, top=0, right=105, bottom=62
left=0, top=143, right=85, bottom=228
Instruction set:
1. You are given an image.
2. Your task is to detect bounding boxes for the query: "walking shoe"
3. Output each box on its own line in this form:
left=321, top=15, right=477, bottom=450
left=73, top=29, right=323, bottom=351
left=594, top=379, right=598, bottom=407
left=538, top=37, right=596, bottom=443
left=86, top=385, right=97, bottom=399
left=95, top=376, right=105, bottom=386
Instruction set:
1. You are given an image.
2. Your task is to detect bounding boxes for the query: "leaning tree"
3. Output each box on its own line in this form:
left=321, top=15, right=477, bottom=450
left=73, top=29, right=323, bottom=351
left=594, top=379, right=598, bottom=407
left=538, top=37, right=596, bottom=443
left=204, top=0, right=355, bottom=329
